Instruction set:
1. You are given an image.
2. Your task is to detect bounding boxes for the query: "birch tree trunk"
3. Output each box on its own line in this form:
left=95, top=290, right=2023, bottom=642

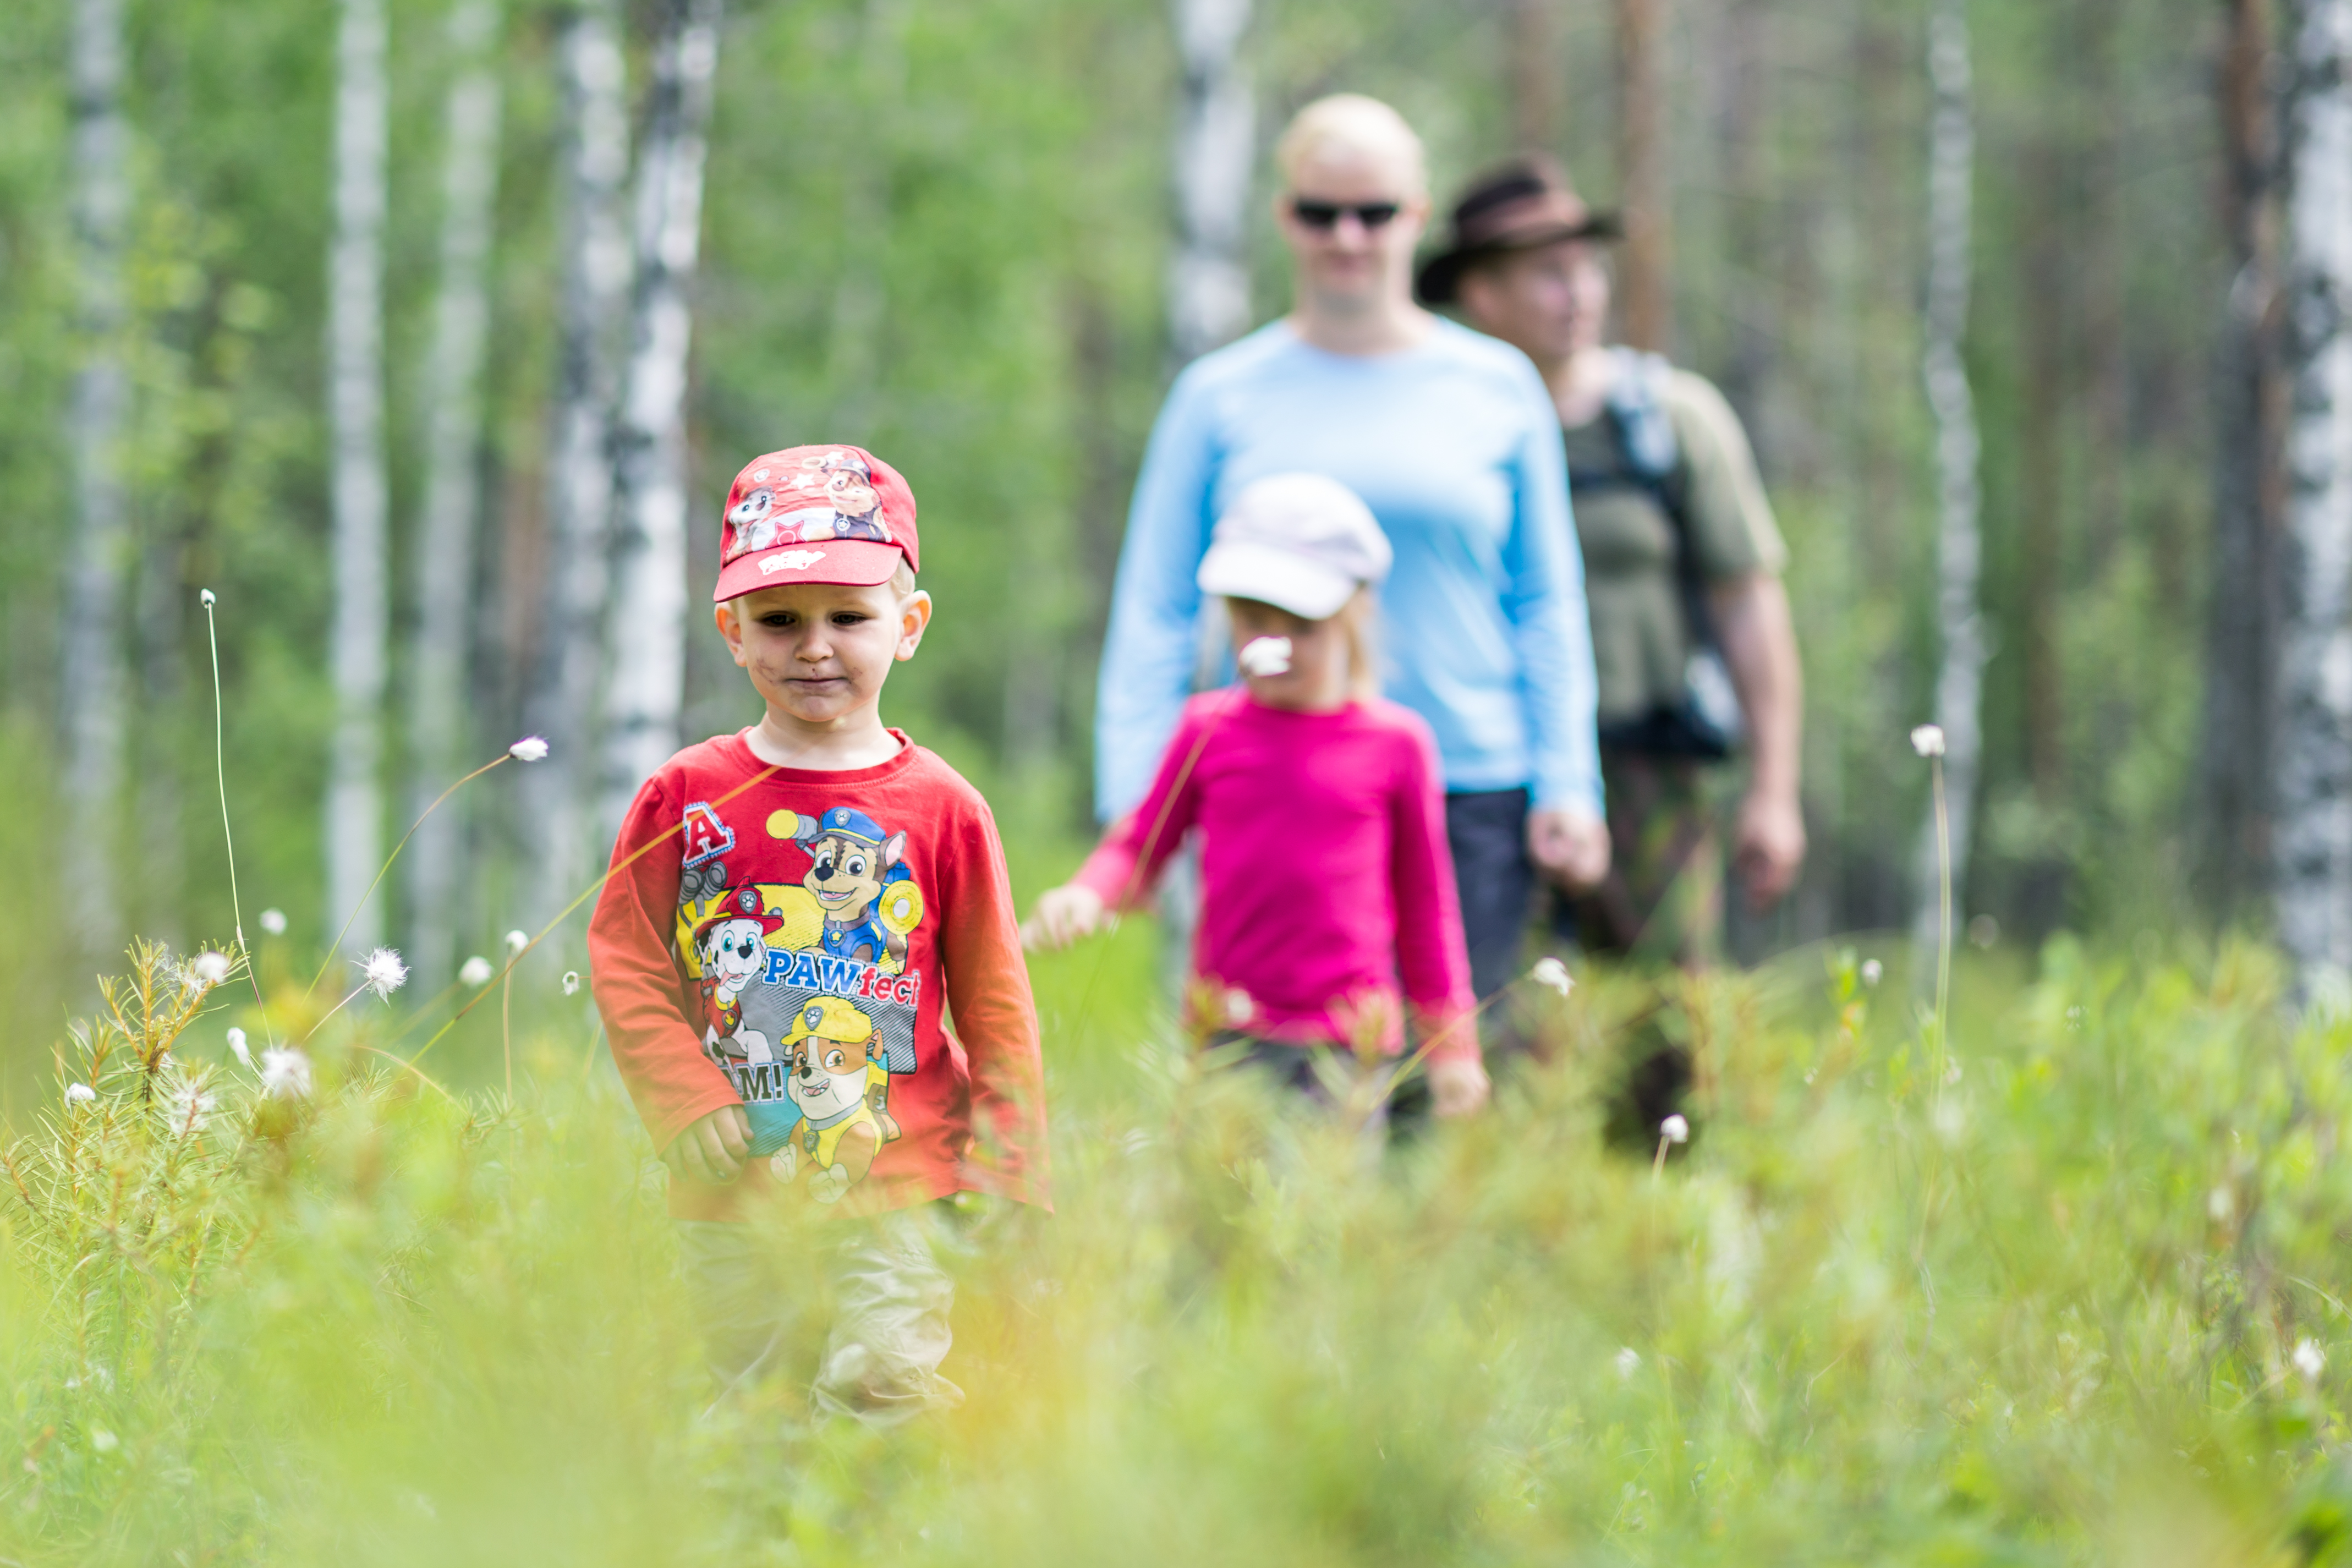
left=404, top=0, right=504, bottom=986
left=520, top=0, right=631, bottom=940
left=1167, top=0, right=1253, bottom=366
left=2274, top=0, right=2352, bottom=988
left=1910, top=0, right=1987, bottom=958
left=326, top=0, right=392, bottom=957
left=599, top=0, right=723, bottom=840
left=2199, top=0, right=2282, bottom=915
left=1614, top=0, right=1670, bottom=352
left=61, top=0, right=131, bottom=961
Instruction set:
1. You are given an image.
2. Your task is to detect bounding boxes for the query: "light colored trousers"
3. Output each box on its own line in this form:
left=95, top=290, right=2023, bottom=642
left=676, top=1205, right=962, bottom=1428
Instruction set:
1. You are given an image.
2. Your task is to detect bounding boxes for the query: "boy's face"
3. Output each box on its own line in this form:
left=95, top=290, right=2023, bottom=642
left=716, top=578, right=930, bottom=730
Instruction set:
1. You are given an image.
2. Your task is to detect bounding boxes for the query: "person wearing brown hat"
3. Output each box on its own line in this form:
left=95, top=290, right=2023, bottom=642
left=1421, top=155, right=1807, bottom=969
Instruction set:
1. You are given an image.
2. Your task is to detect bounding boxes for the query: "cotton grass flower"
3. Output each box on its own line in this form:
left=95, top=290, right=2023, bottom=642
left=1614, top=1347, right=1641, bottom=1379
left=1861, top=958, right=1883, bottom=988
left=1911, top=723, right=1946, bottom=758
left=505, top=930, right=529, bottom=957
left=358, top=947, right=409, bottom=1000
left=1660, top=1114, right=1690, bottom=1145
left=1237, top=636, right=1292, bottom=678
left=65, top=1083, right=96, bottom=1105
left=226, top=1027, right=251, bottom=1068
left=508, top=736, right=550, bottom=762
left=191, top=949, right=232, bottom=986
left=2295, top=1338, right=2327, bottom=1381
left=259, top=908, right=287, bottom=936
left=459, top=955, right=494, bottom=988
left=1529, top=956, right=1574, bottom=997
left=562, top=971, right=581, bottom=996
left=260, top=1047, right=312, bottom=1100
left=1222, top=988, right=1254, bottom=1027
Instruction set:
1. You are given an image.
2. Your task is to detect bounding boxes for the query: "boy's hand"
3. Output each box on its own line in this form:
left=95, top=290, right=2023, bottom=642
left=1428, top=1057, right=1492, bottom=1118
left=664, top=1104, right=752, bottom=1185
left=1022, top=884, right=1108, bottom=951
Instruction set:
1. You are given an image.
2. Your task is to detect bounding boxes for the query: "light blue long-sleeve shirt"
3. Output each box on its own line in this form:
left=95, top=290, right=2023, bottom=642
left=1095, top=317, right=1604, bottom=821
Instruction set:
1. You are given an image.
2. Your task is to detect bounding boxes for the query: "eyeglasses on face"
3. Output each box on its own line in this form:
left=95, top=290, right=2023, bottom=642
left=1290, top=198, right=1402, bottom=231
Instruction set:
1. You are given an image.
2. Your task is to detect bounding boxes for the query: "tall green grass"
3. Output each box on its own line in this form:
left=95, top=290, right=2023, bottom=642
left=6, top=923, right=2351, bottom=1565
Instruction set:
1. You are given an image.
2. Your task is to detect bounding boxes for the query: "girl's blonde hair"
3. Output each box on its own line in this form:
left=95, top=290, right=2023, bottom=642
left=1333, top=586, right=1384, bottom=701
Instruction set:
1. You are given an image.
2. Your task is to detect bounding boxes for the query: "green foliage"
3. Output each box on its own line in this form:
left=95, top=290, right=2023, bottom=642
left=4, top=931, right=2351, bottom=1562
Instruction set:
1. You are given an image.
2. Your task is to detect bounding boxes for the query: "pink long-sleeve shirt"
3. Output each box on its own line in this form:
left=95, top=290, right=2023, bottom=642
left=1074, top=692, right=1481, bottom=1062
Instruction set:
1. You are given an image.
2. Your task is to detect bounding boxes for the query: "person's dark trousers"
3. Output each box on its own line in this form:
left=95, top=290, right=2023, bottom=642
left=1445, top=787, right=1538, bottom=1002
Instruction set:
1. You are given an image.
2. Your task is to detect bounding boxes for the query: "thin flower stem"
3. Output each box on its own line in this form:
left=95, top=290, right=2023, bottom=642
left=304, top=754, right=511, bottom=999
left=502, top=971, right=514, bottom=1100
left=299, top=983, right=370, bottom=1046
left=1932, top=754, right=1953, bottom=1079
left=202, top=595, right=278, bottom=1048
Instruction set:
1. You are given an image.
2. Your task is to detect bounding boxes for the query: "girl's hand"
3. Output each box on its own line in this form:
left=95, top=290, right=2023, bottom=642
left=1022, top=884, right=1108, bottom=951
left=1428, top=1057, right=1492, bottom=1118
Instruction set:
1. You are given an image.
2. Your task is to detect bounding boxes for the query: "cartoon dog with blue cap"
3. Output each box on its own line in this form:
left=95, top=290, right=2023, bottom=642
left=767, top=995, right=899, bottom=1202
left=772, top=806, right=924, bottom=973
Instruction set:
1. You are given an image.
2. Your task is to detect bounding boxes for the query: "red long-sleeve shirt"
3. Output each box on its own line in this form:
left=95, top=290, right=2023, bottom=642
left=589, top=731, right=1049, bottom=1219
left=1073, top=693, right=1480, bottom=1062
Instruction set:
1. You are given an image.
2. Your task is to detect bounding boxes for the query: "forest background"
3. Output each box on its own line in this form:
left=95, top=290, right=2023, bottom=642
left=0, top=0, right=2266, bottom=1106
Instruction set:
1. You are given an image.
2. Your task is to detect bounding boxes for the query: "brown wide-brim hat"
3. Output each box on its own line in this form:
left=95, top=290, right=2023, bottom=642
left=1415, top=154, right=1622, bottom=305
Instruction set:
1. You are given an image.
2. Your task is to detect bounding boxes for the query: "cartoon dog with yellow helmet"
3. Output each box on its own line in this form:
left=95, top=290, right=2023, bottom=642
left=768, top=995, right=902, bottom=1202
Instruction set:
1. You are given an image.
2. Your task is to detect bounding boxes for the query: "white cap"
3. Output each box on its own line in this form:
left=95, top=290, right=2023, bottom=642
left=1196, top=473, right=1393, bottom=620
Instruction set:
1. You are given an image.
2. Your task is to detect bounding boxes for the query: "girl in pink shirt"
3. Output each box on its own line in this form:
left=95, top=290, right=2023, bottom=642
left=1026, top=474, right=1489, bottom=1118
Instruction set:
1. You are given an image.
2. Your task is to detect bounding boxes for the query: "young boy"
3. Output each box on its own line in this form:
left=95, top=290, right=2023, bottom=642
left=589, top=443, right=1048, bottom=1421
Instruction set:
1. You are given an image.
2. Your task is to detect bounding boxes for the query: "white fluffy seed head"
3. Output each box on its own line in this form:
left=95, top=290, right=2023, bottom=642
left=1614, top=1347, right=1641, bottom=1378
left=226, top=1027, right=251, bottom=1068
left=65, top=1082, right=96, bottom=1105
left=1660, top=1114, right=1690, bottom=1145
left=1529, top=956, right=1574, bottom=997
left=1860, top=958, right=1883, bottom=988
left=259, top=908, right=288, bottom=936
left=192, top=950, right=232, bottom=985
left=1910, top=723, right=1946, bottom=758
left=1238, top=636, right=1293, bottom=678
left=459, top=956, right=494, bottom=988
left=508, top=736, right=550, bottom=762
left=562, top=971, right=582, bottom=996
left=200, top=589, right=216, bottom=608
left=505, top=930, right=529, bottom=957
left=260, top=1047, right=313, bottom=1100
left=1223, top=988, right=1255, bottom=1027
left=2295, top=1338, right=2326, bottom=1380
left=359, top=947, right=409, bottom=1000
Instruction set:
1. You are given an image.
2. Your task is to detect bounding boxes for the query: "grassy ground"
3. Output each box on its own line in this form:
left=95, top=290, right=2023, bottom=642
left=6, top=920, right=2352, bottom=1565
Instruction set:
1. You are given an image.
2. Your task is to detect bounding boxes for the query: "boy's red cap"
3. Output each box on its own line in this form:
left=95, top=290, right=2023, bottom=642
left=712, top=443, right=920, bottom=602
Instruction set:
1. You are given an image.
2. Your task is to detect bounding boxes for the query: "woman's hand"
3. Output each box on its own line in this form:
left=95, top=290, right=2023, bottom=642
left=664, top=1104, right=751, bottom=1185
left=1428, top=1057, right=1492, bottom=1117
left=1021, top=884, right=1108, bottom=951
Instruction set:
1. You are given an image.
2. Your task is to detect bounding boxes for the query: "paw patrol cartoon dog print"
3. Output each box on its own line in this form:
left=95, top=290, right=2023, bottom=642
left=774, top=806, right=924, bottom=974
left=764, top=995, right=901, bottom=1202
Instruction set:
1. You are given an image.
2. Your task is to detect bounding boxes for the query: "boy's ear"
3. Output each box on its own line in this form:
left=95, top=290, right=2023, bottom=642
left=715, top=601, right=750, bottom=667
left=895, top=590, right=933, bottom=661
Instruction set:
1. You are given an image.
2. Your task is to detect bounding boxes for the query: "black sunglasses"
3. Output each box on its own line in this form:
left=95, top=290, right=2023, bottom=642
left=1290, top=198, right=1402, bottom=231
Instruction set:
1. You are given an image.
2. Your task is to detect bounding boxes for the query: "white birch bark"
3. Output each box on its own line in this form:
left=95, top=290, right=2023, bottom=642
left=404, top=0, right=504, bottom=986
left=326, top=0, right=392, bottom=957
left=1168, top=0, right=1254, bottom=364
left=1910, top=0, right=1988, bottom=957
left=2275, top=0, right=2352, bottom=988
left=599, top=0, right=723, bottom=839
left=61, top=0, right=131, bottom=959
left=520, top=0, right=631, bottom=939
